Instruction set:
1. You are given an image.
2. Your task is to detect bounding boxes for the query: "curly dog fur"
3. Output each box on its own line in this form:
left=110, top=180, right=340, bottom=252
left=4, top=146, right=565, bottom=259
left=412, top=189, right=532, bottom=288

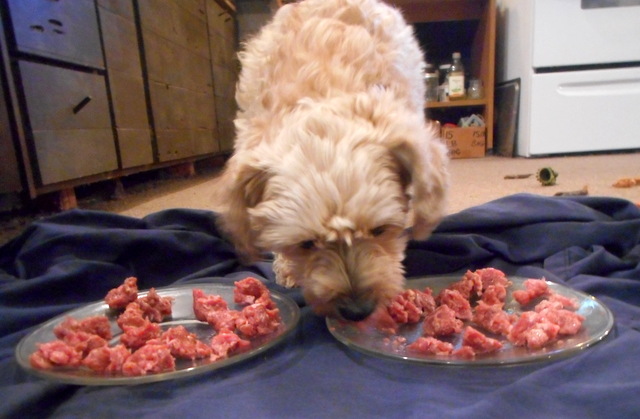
left=218, top=0, right=449, bottom=321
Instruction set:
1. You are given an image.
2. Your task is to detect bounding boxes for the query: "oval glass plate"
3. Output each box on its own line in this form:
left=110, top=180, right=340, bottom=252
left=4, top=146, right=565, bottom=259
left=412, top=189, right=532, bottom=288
left=326, top=276, right=614, bottom=366
left=16, top=283, right=300, bottom=385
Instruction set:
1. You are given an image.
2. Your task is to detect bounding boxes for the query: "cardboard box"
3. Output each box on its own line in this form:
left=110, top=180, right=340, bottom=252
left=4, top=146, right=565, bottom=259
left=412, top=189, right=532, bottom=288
left=440, top=126, right=486, bottom=159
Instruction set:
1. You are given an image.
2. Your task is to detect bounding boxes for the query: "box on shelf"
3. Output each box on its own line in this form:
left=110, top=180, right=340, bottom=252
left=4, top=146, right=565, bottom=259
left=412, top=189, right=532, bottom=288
left=440, top=126, right=486, bottom=159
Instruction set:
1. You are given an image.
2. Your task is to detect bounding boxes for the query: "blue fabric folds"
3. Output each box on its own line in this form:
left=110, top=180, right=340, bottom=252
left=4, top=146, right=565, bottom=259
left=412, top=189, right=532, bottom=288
left=1, top=193, right=639, bottom=419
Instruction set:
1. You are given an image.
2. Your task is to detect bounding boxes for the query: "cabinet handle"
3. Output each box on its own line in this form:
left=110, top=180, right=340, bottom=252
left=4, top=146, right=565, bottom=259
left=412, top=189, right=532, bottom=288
left=72, top=96, right=92, bottom=114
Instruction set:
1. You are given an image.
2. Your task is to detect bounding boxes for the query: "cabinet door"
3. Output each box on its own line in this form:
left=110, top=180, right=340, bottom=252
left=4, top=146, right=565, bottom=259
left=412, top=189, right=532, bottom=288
left=139, top=0, right=218, bottom=161
left=7, top=0, right=104, bottom=68
left=208, top=0, right=237, bottom=152
left=98, top=0, right=153, bottom=168
left=0, top=74, right=22, bottom=194
left=19, top=61, right=117, bottom=184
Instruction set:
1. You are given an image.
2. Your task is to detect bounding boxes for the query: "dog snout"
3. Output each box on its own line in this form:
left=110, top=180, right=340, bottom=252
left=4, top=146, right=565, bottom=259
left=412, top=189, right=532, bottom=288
left=337, top=299, right=376, bottom=322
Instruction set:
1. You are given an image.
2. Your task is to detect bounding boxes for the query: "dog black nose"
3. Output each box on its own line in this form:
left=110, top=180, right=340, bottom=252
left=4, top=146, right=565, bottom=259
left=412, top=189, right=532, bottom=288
left=338, top=300, right=376, bottom=321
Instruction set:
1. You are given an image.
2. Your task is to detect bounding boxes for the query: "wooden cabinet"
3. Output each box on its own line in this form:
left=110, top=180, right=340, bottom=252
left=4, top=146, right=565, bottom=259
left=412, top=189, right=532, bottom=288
left=388, top=0, right=496, bottom=149
left=0, top=0, right=238, bottom=202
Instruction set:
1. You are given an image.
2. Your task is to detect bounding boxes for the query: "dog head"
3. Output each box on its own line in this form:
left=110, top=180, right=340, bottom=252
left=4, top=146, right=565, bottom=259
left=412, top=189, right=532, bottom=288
left=219, top=93, right=448, bottom=320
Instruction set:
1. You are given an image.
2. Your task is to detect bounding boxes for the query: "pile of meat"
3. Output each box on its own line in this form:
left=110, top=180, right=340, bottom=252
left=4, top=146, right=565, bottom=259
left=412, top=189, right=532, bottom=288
left=29, top=276, right=282, bottom=377
left=367, top=268, right=585, bottom=359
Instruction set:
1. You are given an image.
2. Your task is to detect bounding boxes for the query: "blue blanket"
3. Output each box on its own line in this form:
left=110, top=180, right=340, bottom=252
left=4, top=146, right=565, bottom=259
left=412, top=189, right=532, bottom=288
left=1, top=193, right=639, bottom=419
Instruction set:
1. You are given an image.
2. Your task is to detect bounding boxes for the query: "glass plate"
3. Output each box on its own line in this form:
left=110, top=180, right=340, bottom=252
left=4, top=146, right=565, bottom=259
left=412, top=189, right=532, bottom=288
left=326, top=276, right=614, bottom=366
left=16, top=283, right=300, bottom=385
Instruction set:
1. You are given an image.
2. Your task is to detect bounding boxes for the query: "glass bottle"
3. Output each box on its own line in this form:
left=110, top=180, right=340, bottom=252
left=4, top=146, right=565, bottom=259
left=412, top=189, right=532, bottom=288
left=448, top=52, right=465, bottom=100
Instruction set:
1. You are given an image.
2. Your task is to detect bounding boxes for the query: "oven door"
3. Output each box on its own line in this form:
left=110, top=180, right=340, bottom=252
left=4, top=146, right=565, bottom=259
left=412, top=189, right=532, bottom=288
left=532, top=0, right=640, bottom=68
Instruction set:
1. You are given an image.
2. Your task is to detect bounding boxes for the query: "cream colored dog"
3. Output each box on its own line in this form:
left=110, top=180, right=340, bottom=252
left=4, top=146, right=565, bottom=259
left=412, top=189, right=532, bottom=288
left=218, top=0, right=449, bottom=321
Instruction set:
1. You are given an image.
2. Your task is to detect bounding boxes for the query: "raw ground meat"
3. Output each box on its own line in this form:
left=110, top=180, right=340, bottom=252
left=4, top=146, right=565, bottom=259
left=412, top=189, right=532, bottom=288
left=480, top=284, right=508, bottom=306
left=236, top=303, right=281, bottom=337
left=105, top=277, right=138, bottom=309
left=357, top=306, right=399, bottom=335
left=387, top=288, right=436, bottom=324
left=473, top=300, right=514, bottom=336
left=462, top=326, right=503, bottom=354
left=535, top=304, right=585, bottom=335
left=29, top=340, right=83, bottom=369
left=121, top=343, right=175, bottom=376
left=438, top=289, right=473, bottom=320
left=82, top=344, right=131, bottom=374
left=407, top=337, right=453, bottom=355
left=60, top=330, right=108, bottom=356
left=54, top=316, right=112, bottom=341
left=423, top=305, right=463, bottom=337
left=365, top=269, right=586, bottom=360
left=447, top=270, right=483, bottom=300
left=149, top=326, right=212, bottom=360
left=507, top=311, right=560, bottom=349
left=116, top=302, right=147, bottom=329
left=452, top=346, right=476, bottom=359
left=210, top=330, right=251, bottom=361
left=512, top=279, right=550, bottom=306
left=120, top=320, right=162, bottom=349
left=193, top=289, right=229, bottom=322
left=234, top=277, right=277, bottom=309
left=137, top=288, right=173, bottom=322
left=206, top=309, right=241, bottom=332
left=476, top=268, right=511, bottom=289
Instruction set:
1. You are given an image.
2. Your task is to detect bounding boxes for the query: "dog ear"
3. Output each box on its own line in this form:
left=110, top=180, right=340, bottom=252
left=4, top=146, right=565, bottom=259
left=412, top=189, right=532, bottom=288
left=217, top=157, right=270, bottom=261
left=390, top=125, right=449, bottom=240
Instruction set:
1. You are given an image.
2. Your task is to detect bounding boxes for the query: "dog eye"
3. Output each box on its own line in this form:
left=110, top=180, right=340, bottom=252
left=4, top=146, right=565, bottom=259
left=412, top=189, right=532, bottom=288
left=299, top=240, right=316, bottom=250
left=371, top=226, right=386, bottom=237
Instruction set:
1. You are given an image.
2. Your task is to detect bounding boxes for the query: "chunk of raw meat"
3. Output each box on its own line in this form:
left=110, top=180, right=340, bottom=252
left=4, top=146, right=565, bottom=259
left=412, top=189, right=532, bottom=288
left=423, top=305, right=463, bottom=337
left=452, top=346, right=476, bottom=359
left=387, top=288, right=435, bottom=324
left=120, top=320, right=161, bottom=349
left=54, top=315, right=112, bottom=340
left=535, top=304, right=585, bottom=335
left=476, top=268, right=511, bottom=289
left=105, top=277, right=139, bottom=309
left=234, top=277, right=276, bottom=309
left=82, top=344, right=131, bottom=374
left=507, top=311, right=560, bottom=349
left=137, top=288, right=173, bottom=322
left=480, top=284, right=508, bottom=306
left=206, top=309, right=242, bottom=332
left=447, top=270, right=483, bottom=300
left=60, top=330, right=108, bottom=356
left=117, top=302, right=147, bottom=329
left=438, top=289, right=473, bottom=320
left=210, top=330, right=251, bottom=361
left=193, top=289, right=229, bottom=322
left=472, top=301, right=514, bottom=336
left=462, top=326, right=503, bottom=354
left=512, top=278, right=550, bottom=306
left=149, top=326, right=212, bottom=360
left=121, top=343, right=175, bottom=376
left=407, top=337, right=453, bottom=356
left=235, top=303, right=281, bottom=337
left=357, top=306, right=399, bottom=335
left=29, top=340, right=83, bottom=369
left=548, top=293, right=580, bottom=310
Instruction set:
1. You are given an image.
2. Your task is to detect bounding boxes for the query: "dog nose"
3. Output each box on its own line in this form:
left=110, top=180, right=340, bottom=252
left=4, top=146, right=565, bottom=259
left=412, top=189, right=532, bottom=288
left=338, top=300, right=376, bottom=321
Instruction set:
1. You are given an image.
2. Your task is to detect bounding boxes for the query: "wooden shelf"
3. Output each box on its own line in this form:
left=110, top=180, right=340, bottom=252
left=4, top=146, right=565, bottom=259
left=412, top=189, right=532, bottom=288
left=389, top=0, right=496, bottom=149
left=426, top=99, right=486, bottom=109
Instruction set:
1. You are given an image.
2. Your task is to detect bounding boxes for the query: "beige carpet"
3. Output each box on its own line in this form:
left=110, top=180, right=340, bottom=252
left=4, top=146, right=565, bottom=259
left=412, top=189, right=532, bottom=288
left=1, top=152, right=638, bottom=246
left=107, top=152, right=640, bottom=218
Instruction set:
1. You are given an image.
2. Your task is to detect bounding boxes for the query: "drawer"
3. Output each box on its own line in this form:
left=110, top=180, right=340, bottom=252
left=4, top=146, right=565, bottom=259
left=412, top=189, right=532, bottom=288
left=19, top=61, right=118, bottom=184
left=529, top=67, right=640, bottom=155
left=19, top=61, right=112, bottom=130
left=7, top=0, right=104, bottom=68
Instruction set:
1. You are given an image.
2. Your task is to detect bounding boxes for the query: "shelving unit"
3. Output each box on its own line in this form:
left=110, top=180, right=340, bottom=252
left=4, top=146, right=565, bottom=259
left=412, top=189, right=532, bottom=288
left=389, top=0, right=496, bottom=149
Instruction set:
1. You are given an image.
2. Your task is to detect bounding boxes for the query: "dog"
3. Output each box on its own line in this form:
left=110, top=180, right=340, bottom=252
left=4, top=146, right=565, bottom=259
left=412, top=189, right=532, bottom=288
left=218, top=0, right=449, bottom=321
